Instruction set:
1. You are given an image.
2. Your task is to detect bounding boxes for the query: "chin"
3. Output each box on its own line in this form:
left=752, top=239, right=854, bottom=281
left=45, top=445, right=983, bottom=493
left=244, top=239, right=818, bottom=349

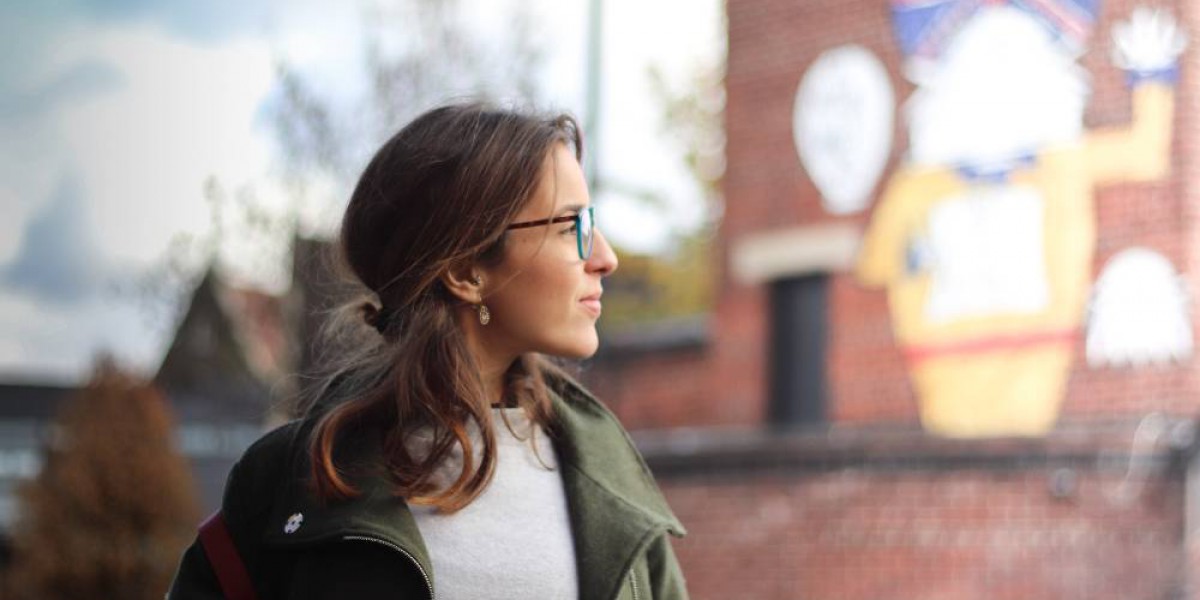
left=546, top=331, right=600, bottom=360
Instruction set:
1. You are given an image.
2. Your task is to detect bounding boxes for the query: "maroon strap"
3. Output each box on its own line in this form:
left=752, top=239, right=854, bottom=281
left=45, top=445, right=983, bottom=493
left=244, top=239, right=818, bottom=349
left=198, top=512, right=260, bottom=600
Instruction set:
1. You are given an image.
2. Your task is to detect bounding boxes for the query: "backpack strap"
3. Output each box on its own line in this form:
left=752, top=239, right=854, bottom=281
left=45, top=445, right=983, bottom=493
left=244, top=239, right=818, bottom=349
left=198, top=511, right=260, bottom=600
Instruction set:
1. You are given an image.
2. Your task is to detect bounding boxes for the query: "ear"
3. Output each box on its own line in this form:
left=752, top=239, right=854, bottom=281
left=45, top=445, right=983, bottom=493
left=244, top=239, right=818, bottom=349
left=440, top=261, right=485, bottom=305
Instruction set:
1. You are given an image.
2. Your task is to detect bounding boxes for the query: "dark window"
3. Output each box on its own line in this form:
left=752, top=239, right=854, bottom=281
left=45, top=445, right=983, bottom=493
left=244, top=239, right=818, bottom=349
left=768, top=273, right=828, bottom=428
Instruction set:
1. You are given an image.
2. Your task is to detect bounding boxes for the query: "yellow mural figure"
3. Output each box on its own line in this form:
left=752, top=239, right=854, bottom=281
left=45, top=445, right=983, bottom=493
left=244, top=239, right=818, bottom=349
left=856, top=5, right=1186, bottom=436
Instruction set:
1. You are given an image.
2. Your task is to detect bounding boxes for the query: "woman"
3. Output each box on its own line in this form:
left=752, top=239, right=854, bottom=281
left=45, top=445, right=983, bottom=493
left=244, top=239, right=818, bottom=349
left=168, top=103, right=688, bottom=600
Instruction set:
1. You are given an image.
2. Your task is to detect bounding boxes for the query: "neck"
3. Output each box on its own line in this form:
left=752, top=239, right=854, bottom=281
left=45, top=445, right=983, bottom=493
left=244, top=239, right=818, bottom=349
left=479, top=359, right=510, bottom=407
left=458, top=309, right=517, bottom=408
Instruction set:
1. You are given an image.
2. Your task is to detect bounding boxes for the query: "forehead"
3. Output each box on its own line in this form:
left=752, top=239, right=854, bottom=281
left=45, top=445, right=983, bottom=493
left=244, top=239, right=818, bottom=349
left=514, top=143, right=587, bottom=219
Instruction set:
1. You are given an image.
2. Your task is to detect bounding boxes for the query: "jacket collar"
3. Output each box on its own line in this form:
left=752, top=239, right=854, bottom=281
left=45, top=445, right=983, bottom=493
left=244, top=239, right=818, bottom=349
left=548, top=375, right=685, bottom=535
left=259, top=376, right=685, bottom=599
left=549, top=377, right=686, bottom=600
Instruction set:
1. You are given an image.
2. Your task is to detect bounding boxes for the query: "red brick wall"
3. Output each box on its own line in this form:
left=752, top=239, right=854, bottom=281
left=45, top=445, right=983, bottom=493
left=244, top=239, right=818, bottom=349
left=664, top=468, right=1184, bottom=600
left=584, top=346, right=714, bottom=430
left=1179, top=0, right=1200, bottom=433
left=828, top=274, right=916, bottom=424
left=1181, top=0, right=1200, bottom=581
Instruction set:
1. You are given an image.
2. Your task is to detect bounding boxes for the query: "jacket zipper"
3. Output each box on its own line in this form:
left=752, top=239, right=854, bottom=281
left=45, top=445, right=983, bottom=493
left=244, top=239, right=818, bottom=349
left=343, top=534, right=434, bottom=599
left=629, top=570, right=639, bottom=600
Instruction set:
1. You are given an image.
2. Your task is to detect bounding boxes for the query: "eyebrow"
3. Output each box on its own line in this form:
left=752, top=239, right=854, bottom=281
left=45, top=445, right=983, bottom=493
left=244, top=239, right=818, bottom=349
left=556, top=203, right=586, bottom=216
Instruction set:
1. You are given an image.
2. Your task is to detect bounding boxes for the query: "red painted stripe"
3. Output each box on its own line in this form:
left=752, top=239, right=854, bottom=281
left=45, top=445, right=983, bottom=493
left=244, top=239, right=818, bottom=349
left=904, top=328, right=1078, bottom=363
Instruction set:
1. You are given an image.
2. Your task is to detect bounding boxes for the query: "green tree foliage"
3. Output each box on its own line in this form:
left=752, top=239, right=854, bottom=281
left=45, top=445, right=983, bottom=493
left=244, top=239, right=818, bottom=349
left=600, top=45, right=726, bottom=330
left=4, top=364, right=199, bottom=600
left=648, top=58, right=725, bottom=206
left=601, top=235, right=715, bottom=330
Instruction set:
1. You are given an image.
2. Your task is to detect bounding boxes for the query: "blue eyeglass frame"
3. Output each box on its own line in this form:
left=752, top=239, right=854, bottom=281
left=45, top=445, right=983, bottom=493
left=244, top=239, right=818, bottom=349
left=504, top=206, right=595, bottom=260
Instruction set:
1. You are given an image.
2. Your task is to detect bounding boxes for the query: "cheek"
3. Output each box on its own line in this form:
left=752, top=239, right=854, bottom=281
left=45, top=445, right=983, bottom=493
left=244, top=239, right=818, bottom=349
left=523, top=265, right=579, bottom=314
left=484, top=241, right=589, bottom=330
left=516, top=249, right=576, bottom=293
left=490, top=265, right=562, bottom=316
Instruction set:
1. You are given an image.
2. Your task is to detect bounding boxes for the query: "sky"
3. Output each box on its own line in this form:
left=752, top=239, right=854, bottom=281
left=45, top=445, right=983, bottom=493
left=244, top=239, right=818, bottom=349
left=0, top=0, right=724, bottom=383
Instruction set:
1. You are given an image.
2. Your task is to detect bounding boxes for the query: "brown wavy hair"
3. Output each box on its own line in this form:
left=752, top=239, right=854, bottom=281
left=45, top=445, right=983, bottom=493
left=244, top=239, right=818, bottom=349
left=301, top=102, right=581, bottom=512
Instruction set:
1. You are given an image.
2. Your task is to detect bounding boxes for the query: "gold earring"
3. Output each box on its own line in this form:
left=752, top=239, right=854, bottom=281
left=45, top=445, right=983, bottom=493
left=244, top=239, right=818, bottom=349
left=470, top=276, right=488, bottom=325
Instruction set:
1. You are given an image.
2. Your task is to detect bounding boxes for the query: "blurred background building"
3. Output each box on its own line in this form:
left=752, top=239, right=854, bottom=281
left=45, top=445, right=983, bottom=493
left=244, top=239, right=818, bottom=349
left=585, top=0, right=1200, bottom=598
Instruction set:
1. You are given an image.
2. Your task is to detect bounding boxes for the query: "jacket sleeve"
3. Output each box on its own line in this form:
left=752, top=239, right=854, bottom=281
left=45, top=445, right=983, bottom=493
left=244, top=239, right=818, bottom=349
left=166, top=429, right=281, bottom=600
left=166, top=538, right=224, bottom=600
left=284, top=541, right=431, bottom=599
left=646, top=532, right=689, bottom=600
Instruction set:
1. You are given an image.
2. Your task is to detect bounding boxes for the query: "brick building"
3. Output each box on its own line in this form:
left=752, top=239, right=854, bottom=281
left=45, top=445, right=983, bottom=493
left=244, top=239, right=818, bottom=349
left=583, top=0, right=1200, bottom=598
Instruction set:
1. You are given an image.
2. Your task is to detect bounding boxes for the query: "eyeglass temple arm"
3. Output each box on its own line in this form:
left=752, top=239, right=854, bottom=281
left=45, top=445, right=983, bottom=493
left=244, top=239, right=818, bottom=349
left=505, top=214, right=579, bottom=230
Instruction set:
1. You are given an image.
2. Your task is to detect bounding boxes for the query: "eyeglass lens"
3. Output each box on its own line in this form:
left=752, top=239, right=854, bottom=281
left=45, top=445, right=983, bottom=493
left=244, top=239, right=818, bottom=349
left=579, top=207, right=595, bottom=260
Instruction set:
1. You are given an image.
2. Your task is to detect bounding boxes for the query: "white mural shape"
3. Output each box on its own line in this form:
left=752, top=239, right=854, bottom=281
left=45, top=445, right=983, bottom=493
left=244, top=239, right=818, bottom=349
left=924, top=186, right=1049, bottom=322
left=793, top=45, right=894, bottom=215
left=1087, top=248, right=1192, bottom=368
left=1111, top=7, right=1189, bottom=74
left=905, top=6, right=1087, bottom=168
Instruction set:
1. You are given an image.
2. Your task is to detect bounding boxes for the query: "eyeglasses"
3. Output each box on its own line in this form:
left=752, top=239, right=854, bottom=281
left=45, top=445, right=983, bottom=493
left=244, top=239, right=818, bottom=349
left=505, top=206, right=595, bottom=260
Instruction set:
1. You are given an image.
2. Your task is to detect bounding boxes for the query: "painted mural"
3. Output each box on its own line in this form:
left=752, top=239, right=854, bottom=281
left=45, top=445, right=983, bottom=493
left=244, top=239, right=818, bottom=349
left=850, top=3, right=1187, bottom=437
left=1087, top=248, right=1193, bottom=368
left=793, top=45, right=894, bottom=215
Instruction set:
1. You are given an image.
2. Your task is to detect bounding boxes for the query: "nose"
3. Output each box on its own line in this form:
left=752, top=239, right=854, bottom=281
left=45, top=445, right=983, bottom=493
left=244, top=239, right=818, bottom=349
left=587, top=229, right=618, bottom=276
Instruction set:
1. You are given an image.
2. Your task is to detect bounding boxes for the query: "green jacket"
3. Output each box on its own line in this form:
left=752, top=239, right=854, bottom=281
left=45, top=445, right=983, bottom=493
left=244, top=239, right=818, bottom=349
left=168, top=378, right=688, bottom=600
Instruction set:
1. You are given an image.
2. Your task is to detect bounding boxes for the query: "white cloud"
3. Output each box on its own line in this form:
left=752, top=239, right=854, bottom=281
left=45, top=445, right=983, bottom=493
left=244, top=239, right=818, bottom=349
left=53, top=25, right=277, bottom=268
left=0, top=21, right=281, bottom=381
left=0, top=289, right=162, bottom=381
left=0, top=188, right=25, bottom=264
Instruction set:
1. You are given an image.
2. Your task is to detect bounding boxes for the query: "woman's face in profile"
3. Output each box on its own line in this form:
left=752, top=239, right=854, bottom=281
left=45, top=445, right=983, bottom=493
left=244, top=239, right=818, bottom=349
left=475, top=143, right=618, bottom=360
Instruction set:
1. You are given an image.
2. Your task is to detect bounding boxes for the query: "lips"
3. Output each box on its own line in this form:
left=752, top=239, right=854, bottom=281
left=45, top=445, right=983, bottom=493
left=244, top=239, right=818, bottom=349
left=580, top=291, right=603, bottom=316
